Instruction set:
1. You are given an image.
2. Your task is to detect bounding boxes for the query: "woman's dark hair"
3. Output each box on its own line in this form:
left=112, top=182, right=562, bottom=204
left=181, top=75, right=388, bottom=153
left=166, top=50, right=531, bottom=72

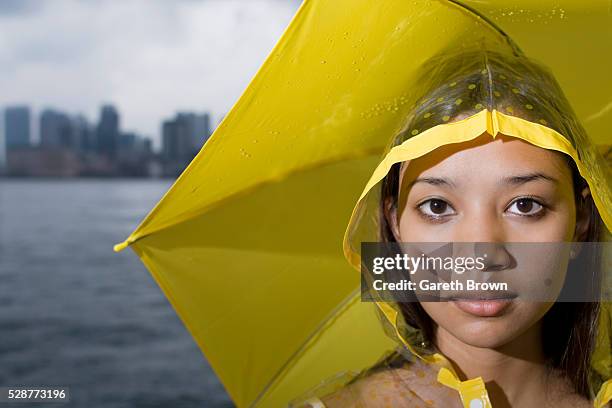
left=379, top=149, right=604, bottom=398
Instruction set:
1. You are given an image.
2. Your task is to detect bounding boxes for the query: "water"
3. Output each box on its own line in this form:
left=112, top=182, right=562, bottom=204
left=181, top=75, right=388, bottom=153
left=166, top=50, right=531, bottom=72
left=0, top=179, right=234, bottom=408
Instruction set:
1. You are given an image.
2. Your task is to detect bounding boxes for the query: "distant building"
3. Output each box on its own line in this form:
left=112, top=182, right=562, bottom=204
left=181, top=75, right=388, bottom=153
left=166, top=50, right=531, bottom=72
left=162, top=118, right=192, bottom=176
left=115, top=131, right=154, bottom=176
left=96, top=105, right=120, bottom=158
left=40, top=109, right=73, bottom=148
left=0, top=114, right=5, bottom=172
left=5, top=106, right=31, bottom=149
left=143, top=138, right=152, bottom=153
left=179, top=112, right=211, bottom=151
left=72, top=114, right=94, bottom=153
left=161, top=112, right=211, bottom=176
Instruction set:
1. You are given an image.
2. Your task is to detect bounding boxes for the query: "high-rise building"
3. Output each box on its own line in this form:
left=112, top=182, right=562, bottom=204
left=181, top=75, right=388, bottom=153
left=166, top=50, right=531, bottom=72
left=118, top=132, right=151, bottom=156
left=160, top=112, right=212, bottom=177
left=179, top=112, right=211, bottom=151
left=72, top=114, right=94, bottom=152
left=40, top=109, right=72, bottom=148
left=96, top=105, right=120, bottom=158
left=0, top=114, right=5, bottom=171
left=5, top=106, right=31, bottom=149
left=168, top=112, right=212, bottom=156
left=143, top=138, right=152, bottom=155
left=162, top=118, right=192, bottom=162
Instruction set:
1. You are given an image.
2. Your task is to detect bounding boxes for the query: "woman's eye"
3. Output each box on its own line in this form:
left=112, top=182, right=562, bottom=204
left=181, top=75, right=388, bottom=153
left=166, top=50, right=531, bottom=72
left=418, top=199, right=455, bottom=218
left=507, top=198, right=544, bottom=216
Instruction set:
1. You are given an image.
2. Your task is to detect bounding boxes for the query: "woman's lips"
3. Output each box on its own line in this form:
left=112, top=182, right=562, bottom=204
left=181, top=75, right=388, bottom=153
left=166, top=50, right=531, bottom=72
left=451, top=298, right=513, bottom=317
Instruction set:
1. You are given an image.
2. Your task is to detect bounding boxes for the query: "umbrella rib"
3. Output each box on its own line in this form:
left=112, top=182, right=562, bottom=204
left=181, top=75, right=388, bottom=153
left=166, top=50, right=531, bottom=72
left=248, top=287, right=362, bottom=408
left=446, top=0, right=524, bottom=56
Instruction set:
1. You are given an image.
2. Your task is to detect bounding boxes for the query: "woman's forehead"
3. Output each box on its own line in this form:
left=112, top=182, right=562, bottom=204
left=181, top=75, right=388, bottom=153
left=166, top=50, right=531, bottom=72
left=399, top=133, right=571, bottom=186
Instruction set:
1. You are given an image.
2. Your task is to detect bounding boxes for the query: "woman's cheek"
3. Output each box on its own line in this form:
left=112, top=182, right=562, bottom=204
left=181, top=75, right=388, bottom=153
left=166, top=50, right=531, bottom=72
left=399, top=214, right=451, bottom=241
left=504, top=212, right=575, bottom=242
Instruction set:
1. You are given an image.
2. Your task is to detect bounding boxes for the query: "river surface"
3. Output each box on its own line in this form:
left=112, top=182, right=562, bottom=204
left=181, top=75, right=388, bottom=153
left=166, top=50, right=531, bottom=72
left=0, top=179, right=233, bottom=407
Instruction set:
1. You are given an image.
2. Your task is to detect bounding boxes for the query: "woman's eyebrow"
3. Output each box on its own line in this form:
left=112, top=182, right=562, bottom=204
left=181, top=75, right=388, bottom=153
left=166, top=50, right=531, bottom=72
left=405, top=173, right=558, bottom=189
left=501, top=172, right=559, bottom=186
left=406, top=177, right=457, bottom=189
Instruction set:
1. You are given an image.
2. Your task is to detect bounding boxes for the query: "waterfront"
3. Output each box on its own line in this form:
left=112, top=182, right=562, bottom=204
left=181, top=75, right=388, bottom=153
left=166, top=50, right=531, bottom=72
left=0, top=179, right=233, bottom=407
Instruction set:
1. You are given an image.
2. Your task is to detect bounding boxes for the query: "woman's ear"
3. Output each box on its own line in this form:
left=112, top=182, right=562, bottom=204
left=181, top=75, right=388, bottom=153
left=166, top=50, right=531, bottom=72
left=573, top=186, right=592, bottom=242
left=570, top=187, right=592, bottom=260
left=383, top=196, right=402, bottom=242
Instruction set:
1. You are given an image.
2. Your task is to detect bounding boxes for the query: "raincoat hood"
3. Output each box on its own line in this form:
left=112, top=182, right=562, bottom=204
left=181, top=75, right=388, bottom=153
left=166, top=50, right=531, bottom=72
left=337, top=44, right=612, bottom=407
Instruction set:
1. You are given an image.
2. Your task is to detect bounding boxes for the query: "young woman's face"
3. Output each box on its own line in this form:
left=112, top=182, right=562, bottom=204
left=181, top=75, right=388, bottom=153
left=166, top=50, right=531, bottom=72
left=395, top=132, right=583, bottom=349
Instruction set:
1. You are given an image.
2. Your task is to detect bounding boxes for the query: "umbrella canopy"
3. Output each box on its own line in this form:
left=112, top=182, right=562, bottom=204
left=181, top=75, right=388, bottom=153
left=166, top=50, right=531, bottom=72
left=114, top=1, right=612, bottom=406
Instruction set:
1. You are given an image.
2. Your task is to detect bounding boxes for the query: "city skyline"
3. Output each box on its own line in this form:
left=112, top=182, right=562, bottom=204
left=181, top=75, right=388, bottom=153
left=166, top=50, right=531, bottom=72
left=0, top=102, right=220, bottom=152
left=1, top=103, right=213, bottom=178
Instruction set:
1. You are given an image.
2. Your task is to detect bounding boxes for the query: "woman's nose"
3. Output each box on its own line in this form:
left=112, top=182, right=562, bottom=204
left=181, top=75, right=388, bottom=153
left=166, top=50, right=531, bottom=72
left=453, top=211, right=513, bottom=271
left=474, top=242, right=514, bottom=271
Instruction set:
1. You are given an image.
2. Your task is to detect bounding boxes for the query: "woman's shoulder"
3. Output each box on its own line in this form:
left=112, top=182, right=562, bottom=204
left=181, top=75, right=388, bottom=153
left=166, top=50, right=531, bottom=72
left=300, top=357, right=461, bottom=408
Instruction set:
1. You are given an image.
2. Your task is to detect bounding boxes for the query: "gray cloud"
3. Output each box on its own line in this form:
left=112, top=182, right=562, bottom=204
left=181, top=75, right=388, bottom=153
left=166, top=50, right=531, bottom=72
left=0, top=0, right=42, bottom=16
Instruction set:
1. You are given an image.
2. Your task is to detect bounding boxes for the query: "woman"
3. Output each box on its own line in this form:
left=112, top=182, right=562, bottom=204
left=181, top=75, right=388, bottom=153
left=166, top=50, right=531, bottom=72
left=291, top=47, right=611, bottom=407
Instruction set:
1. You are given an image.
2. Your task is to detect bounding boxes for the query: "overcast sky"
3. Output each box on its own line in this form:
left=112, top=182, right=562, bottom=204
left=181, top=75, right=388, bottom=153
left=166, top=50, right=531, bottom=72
left=0, top=0, right=301, bottom=149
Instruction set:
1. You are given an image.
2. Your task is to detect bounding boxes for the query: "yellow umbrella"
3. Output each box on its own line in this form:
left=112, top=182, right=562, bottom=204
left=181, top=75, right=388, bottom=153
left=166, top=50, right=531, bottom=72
left=114, top=1, right=612, bottom=406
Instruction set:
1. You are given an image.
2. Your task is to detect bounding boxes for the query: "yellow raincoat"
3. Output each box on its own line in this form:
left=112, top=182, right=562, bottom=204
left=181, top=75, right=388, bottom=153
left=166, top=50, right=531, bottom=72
left=114, top=1, right=611, bottom=407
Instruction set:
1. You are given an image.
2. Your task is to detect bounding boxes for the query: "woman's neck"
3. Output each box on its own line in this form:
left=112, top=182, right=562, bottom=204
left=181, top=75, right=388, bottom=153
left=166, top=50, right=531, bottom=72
left=434, top=320, right=565, bottom=407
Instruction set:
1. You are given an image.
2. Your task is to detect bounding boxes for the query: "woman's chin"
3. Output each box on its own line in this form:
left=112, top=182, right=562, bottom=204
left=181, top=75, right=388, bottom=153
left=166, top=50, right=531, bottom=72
left=448, top=319, right=521, bottom=349
left=423, top=300, right=549, bottom=349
